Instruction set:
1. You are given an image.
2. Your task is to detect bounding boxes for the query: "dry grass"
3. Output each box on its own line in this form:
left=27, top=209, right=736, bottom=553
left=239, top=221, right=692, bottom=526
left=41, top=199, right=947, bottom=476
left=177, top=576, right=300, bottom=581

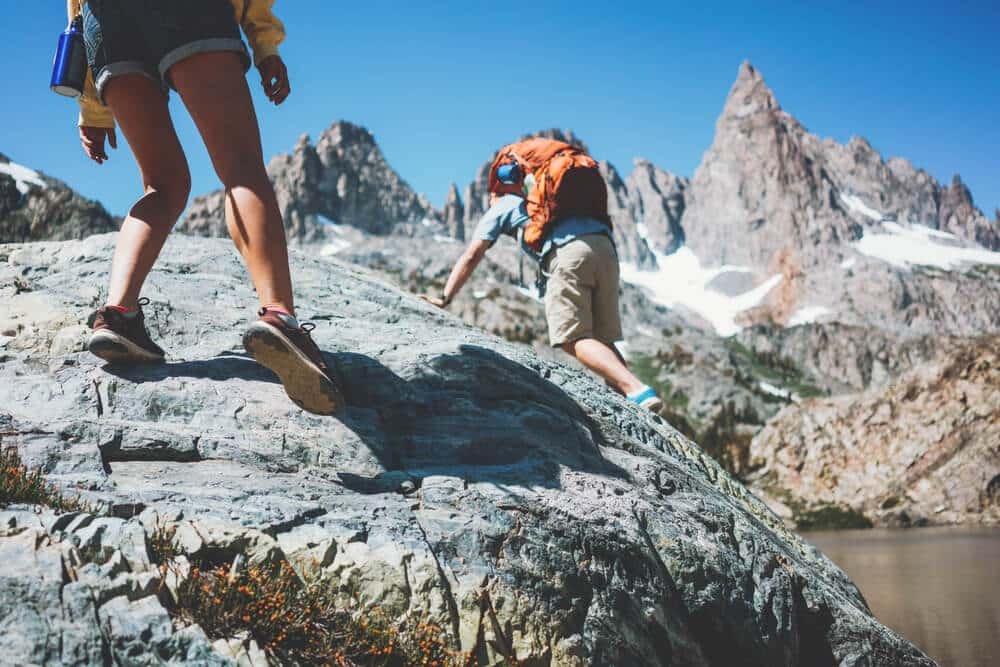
left=173, top=560, right=479, bottom=666
left=147, top=518, right=180, bottom=566
left=0, top=447, right=89, bottom=513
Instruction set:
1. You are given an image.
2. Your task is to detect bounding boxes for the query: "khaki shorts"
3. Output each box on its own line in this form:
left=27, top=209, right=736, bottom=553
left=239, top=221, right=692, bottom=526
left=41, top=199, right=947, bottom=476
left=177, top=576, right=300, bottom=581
left=543, top=234, right=623, bottom=347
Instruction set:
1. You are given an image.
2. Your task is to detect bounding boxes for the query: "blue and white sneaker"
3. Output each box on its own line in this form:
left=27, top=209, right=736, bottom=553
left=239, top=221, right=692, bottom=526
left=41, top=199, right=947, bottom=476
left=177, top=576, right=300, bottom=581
left=627, top=386, right=664, bottom=413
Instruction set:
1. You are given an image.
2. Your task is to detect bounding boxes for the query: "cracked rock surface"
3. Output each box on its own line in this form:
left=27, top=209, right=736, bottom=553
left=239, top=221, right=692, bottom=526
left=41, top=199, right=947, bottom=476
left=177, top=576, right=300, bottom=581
left=0, top=233, right=933, bottom=665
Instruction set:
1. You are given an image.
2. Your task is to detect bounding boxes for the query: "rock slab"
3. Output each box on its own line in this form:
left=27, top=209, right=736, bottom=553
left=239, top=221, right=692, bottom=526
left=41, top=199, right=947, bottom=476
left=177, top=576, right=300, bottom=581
left=0, top=233, right=936, bottom=665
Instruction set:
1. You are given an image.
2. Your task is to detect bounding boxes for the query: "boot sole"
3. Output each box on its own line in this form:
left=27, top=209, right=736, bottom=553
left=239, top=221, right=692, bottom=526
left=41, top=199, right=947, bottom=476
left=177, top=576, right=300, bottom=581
left=243, top=322, right=345, bottom=416
left=88, top=330, right=164, bottom=365
left=640, top=397, right=665, bottom=413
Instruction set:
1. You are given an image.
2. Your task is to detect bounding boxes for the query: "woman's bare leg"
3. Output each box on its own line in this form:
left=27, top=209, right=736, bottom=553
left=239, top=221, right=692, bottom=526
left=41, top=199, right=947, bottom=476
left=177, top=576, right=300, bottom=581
left=102, top=74, right=191, bottom=310
left=168, top=51, right=294, bottom=314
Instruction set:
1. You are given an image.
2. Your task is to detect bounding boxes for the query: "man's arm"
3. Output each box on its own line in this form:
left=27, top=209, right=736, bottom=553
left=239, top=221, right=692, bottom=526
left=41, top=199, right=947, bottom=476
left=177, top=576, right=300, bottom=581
left=423, top=240, right=491, bottom=308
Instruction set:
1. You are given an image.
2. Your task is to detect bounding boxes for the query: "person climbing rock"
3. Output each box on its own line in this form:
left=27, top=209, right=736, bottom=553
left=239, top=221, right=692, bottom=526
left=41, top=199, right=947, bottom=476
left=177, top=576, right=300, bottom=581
left=423, top=137, right=664, bottom=412
left=67, top=0, right=344, bottom=415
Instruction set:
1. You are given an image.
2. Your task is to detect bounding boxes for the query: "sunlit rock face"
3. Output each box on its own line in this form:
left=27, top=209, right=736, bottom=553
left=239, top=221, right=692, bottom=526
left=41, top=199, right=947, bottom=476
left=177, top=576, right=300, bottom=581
left=0, top=233, right=934, bottom=666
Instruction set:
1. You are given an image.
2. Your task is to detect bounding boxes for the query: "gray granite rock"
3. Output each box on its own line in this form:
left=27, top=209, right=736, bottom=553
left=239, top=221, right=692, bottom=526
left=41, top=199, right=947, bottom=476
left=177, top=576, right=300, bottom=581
left=626, top=158, right=688, bottom=255
left=0, top=233, right=933, bottom=665
left=443, top=182, right=465, bottom=241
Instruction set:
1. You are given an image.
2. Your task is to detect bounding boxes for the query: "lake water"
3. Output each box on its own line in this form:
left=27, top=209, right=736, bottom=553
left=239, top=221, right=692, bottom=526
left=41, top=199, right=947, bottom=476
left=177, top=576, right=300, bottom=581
left=806, top=527, right=1000, bottom=667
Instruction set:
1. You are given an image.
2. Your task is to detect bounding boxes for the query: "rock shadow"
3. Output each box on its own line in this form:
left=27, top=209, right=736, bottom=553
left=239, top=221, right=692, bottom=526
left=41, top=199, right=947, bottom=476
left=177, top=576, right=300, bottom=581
left=332, top=343, right=630, bottom=491
left=97, top=343, right=630, bottom=492
left=100, top=351, right=280, bottom=385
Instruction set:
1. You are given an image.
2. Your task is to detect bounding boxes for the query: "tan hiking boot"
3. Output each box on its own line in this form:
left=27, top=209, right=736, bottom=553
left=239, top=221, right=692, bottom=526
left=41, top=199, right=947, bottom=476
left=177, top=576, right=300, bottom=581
left=243, top=308, right=345, bottom=415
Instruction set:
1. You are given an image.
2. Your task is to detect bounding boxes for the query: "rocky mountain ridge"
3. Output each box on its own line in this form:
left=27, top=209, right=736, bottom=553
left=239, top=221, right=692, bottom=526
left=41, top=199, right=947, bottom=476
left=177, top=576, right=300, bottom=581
left=0, top=153, right=116, bottom=244
left=682, top=62, right=999, bottom=274
left=179, top=122, right=441, bottom=243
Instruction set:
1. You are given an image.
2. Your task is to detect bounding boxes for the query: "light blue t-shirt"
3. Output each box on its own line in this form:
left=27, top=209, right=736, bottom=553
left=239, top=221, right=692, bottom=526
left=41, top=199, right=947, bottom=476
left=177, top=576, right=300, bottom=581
left=472, top=194, right=613, bottom=262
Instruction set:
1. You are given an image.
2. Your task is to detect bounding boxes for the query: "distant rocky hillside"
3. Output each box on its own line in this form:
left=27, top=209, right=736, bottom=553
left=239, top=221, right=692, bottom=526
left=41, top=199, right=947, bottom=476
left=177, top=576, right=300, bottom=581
left=747, top=335, right=999, bottom=529
left=179, top=122, right=441, bottom=243
left=0, top=153, right=115, bottom=243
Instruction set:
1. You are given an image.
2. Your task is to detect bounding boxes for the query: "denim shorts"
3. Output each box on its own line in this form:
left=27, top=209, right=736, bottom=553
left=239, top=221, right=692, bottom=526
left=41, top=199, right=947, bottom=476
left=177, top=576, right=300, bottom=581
left=82, top=0, right=251, bottom=104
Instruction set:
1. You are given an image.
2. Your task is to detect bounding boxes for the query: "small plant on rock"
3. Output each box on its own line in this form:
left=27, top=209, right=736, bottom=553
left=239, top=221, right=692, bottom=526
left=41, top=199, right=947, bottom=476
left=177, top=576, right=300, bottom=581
left=147, top=518, right=180, bottom=566
left=0, top=447, right=89, bottom=513
left=173, top=559, right=477, bottom=666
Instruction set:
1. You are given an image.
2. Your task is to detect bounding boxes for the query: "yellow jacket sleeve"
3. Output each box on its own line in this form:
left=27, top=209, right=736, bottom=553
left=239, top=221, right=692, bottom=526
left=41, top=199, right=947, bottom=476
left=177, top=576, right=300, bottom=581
left=65, top=0, right=285, bottom=128
left=234, top=0, right=286, bottom=65
left=67, top=0, right=115, bottom=128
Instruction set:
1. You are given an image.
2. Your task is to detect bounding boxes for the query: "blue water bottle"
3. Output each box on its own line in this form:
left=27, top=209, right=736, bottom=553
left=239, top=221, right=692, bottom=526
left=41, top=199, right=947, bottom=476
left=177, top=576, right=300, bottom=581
left=51, top=15, right=87, bottom=97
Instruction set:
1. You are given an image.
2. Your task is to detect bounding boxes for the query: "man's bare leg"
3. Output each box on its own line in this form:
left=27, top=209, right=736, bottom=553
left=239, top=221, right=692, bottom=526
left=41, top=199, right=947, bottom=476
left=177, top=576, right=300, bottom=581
left=562, top=338, right=646, bottom=397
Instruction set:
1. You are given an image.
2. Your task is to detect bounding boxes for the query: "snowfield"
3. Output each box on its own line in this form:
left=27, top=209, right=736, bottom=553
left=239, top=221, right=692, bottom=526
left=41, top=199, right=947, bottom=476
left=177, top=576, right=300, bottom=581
left=621, top=246, right=783, bottom=337
left=0, top=160, right=46, bottom=195
left=857, top=221, right=1000, bottom=270
left=787, top=306, right=832, bottom=327
left=841, top=193, right=884, bottom=221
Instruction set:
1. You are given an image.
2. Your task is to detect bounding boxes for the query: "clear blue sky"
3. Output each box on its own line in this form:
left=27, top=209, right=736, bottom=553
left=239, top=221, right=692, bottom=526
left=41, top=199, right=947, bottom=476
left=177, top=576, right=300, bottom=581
left=3, top=1, right=998, bottom=220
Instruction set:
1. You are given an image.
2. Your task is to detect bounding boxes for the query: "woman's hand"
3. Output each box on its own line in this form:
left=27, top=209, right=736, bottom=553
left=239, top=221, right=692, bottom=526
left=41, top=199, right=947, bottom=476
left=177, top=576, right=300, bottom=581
left=258, top=55, right=290, bottom=105
left=79, top=126, right=117, bottom=164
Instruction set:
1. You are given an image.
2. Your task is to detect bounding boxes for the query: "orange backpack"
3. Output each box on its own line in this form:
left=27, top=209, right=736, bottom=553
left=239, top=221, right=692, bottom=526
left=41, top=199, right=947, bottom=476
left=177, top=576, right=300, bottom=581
left=488, top=138, right=611, bottom=252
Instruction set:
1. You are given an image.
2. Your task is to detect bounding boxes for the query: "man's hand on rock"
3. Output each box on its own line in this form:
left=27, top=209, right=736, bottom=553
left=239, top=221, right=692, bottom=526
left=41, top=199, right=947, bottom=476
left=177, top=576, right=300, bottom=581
left=420, top=295, right=450, bottom=309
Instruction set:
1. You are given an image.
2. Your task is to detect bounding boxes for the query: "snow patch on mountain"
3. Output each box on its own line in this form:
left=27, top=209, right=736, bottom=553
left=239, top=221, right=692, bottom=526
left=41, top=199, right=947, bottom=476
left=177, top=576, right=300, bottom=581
left=788, top=306, right=832, bottom=327
left=841, top=194, right=884, bottom=221
left=0, top=161, right=47, bottom=195
left=622, top=246, right=783, bottom=336
left=857, top=221, right=1000, bottom=270
left=758, top=381, right=798, bottom=403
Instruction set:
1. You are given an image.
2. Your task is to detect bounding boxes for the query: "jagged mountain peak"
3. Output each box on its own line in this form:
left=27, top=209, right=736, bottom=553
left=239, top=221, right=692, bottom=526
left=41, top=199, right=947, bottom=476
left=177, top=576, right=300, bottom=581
left=683, top=60, right=1000, bottom=273
left=443, top=181, right=465, bottom=241
left=179, top=120, right=438, bottom=240
left=293, top=132, right=312, bottom=152
left=316, top=120, right=378, bottom=149
left=723, top=61, right=781, bottom=119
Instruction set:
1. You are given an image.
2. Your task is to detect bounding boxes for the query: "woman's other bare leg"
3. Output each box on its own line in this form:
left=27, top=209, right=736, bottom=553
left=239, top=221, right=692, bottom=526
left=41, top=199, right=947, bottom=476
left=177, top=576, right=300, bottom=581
left=168, top=51, right=294, bottom=314
left=102, top=74, right=191, bottom=309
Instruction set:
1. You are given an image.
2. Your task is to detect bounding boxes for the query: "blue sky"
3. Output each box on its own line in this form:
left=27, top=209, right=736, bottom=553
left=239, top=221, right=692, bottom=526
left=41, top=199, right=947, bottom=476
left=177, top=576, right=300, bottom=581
left=3, top=1, right=998, bottom=220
